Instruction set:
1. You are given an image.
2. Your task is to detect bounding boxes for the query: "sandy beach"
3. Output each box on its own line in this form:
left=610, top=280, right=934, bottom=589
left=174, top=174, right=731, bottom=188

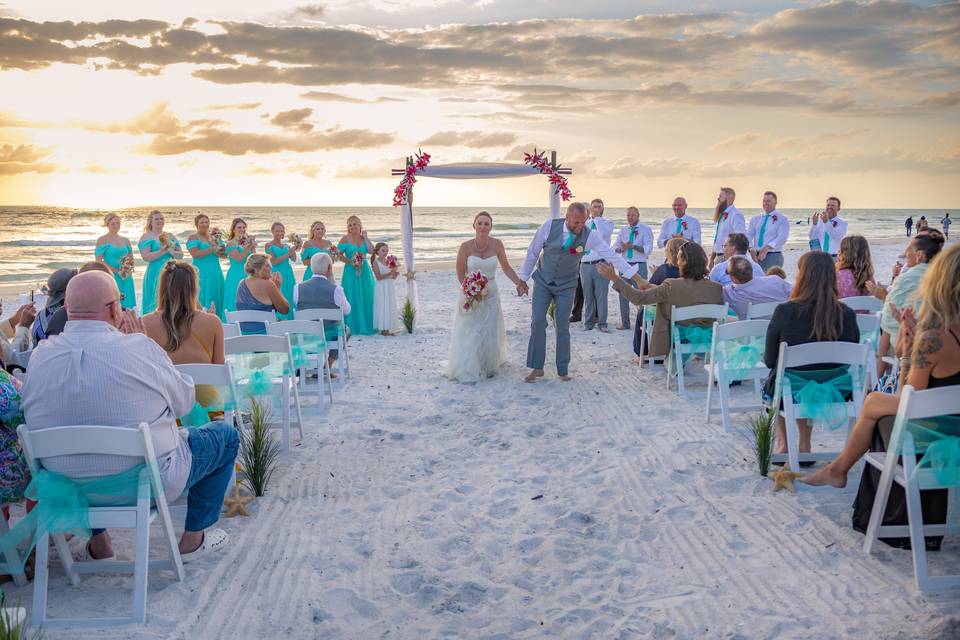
left=2, top=243, right=957, bottom=639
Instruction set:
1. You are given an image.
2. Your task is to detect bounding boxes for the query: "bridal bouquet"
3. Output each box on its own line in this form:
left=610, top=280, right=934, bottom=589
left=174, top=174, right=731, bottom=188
left=460, top=271, right=490, bottom=313
left=386, top=255, right=399, bottom=270
left=286, top=232, right=303, bottom=251
left=119, top=253, right=135, bottom=279
left=351, top=252, right=364, bottom=273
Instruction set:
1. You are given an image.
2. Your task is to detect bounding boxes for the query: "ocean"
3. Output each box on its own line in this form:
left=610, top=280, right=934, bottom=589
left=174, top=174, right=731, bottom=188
left=0, top=205, right=945, bottom=290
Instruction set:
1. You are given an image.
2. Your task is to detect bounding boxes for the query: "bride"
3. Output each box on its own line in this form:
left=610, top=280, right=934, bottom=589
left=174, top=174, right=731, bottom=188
left=446, top=211, right=525, bottom=383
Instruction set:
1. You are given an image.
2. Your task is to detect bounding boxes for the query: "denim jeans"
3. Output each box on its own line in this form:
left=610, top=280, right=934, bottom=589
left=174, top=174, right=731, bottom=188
left=183, top=421, right=239, bottom=532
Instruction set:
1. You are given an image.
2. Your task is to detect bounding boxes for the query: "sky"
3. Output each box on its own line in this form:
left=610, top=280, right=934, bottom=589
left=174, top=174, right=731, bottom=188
left=0, top=0, right=958, bottom=209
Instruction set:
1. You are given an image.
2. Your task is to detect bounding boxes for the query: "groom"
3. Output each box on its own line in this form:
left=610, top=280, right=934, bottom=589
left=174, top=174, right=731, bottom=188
left=517, top=202, right=643, bottom=382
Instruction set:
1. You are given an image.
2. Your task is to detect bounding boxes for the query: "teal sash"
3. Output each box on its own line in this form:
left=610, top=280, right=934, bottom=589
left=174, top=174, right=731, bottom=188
left=906, top=417, right=960, bottom=533
left=719, top=338, right=763, bottom=381
left=669, top=324, right=714, bottom=374
left=783, top=367, right=856, bottom=430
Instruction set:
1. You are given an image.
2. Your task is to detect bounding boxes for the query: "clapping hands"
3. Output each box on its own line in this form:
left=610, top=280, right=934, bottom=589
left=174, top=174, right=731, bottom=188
left=119, top=309, right=144, bottom=334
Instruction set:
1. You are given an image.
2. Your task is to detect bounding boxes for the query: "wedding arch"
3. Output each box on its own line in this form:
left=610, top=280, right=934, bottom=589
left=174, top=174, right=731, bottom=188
left=390, top=149, right=574, bottom=307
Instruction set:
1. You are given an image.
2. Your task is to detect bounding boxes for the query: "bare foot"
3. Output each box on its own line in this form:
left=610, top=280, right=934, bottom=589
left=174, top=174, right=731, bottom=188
left=524, top=369, right=544, bottom=383
left=559, top=374, right=573, bottom=381
left=799, top=463, right=847, bottom=488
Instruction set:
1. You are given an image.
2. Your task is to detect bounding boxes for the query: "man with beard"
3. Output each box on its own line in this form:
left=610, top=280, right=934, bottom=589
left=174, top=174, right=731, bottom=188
left=709, top=187, right=745, bottom=268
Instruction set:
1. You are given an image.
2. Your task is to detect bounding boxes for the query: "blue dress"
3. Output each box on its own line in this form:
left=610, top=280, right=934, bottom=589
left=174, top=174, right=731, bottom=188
left=223, top=244, right=249, bottom=313
left=187, top=239, right=225, bottom=321
left=236, top=280, right=274, bottom=334
left=139, top=236, right=181, bottom=315
left=337, top=242, right=376, bottom=336
left=95, top=243, right=137, bottom=310
left=267, top=244, right=296, bottom=320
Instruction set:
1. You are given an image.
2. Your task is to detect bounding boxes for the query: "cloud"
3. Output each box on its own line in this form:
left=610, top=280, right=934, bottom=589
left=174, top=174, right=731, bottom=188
left=0, top=142, right=57, bottom=175
left=293, top=4, right=325, bottom=19
left=334, top=156, right=407, bottom=179
left=710, top=132, right=762, bottom=151
left=269, top=108, right=314, bottom=132
left=201, top=102, right=262, bottom=111
left=594, top=156, right=691, bottom=179
left=145, top=126, right=392, bottom=156
left=419, top=130, right=517, bottom=148
left=300, top=91, right=405, bottom=104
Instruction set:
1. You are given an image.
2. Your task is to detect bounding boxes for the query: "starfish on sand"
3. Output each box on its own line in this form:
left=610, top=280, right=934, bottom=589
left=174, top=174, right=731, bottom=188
left=770, top=464, right=805, bottom=493
left=223, top=485, right=254, bottom=517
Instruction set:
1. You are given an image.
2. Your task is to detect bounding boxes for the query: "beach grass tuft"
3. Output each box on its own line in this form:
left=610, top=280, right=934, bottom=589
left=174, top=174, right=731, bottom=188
left=401, top=298, right=416, bottom=333
left=239, top=399, right=281, bottom=497
left=750, top=409, right=775, bottom=477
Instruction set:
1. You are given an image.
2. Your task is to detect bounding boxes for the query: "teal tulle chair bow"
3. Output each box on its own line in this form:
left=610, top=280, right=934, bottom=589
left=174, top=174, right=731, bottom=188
left=720, top=339, right=763, bottom=381
left=0, top=465, right=147, bottom=574
left=907, top=417, right=960, bottom=534
left=784, top=367, right=856, bottom=430
left=668, top=324, right=714, bottom=375
left=178, top=382, right=238, bottom=427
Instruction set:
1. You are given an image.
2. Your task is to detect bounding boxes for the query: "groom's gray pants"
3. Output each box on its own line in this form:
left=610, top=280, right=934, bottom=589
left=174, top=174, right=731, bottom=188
left=527, top=277, right=575, bottom=376
left=580, top=261, right=609, bottom=329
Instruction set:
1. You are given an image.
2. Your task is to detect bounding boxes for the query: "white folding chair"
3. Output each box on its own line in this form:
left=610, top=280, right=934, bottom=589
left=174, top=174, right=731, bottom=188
left=636, top=305, right=659, bottom=370
left=294, top=307, right=351, bottom=386
left=746, top=300, right=782, bottom=320
left=222, top=322, right=240, bottom=338
left=863, top=385, right=960, bottom=591
left=225, top=310, right=275, bottom=335
left=857, top=313, right=882, bottom=389
left=668, top=303, right=729, bottom=396
left=17, top=422, right=185, bottom=627
left=770, top=341, right=870, bottom=471
left=704, top=319, right=771, bottom=432
left=0, top=510, right=29, bottom=586
left=267, top=320, right=334, bottom=414
left=841, top=295, right=884, bottom=314
left=224, top=335, right=303, bottom=452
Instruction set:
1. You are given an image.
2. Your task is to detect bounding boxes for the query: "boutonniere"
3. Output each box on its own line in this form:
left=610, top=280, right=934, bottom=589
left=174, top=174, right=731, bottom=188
left=771, top=215, right=778, bottom=222
left=681, top=221, right=688, bottom=230
left=570, top=245, right=583, bottom=255
left=831, top=219, right=838, bottom=228
left=722, top=212, right=729, bottom=221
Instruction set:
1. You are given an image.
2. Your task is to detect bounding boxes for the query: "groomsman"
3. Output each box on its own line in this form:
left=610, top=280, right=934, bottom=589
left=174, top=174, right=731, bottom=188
left=613, top=206, right=653, bottom=330
left=579, top=198, right=616, bottom=331
left=657, top=197, right=701, bottom=247
left=808, top=196, right=847, bottom=257
left=709, top=187, right=745, bottom=268
left=747, top=191, right=790, bottom=271
left=570, top=198, right=604, bottom=323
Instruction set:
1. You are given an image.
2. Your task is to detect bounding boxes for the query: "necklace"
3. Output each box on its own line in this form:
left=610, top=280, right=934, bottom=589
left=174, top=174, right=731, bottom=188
left=473, top=237, right=491, bottom=255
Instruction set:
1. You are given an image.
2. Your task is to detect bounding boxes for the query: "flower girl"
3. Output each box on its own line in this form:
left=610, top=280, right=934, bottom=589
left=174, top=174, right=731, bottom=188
left=371, top=242, right=399, bottom=335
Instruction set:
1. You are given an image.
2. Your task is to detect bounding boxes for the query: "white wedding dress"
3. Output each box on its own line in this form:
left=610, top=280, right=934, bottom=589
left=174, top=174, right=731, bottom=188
left=445, top=255, right=507, bottom=383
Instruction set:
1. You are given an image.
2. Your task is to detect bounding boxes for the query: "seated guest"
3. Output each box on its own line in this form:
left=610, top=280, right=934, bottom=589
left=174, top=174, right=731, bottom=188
left=629, top=237, right=685, bottom=358
left=30, top=268, right=75, bottom=344
left=723, top=257, right=793, bottom=320
left=763, top=252, right=860, bottom=462
left=22, top=271, right=237, bottom=562
left=599, top=241, right=722, bottom=360
left=804, top=243, right=960, bottom=487
left=44, top=261, right=112, bottom=339
left=236, top=253, right=290, bottom=334
left=835, top=235, right=874, bottom=298
left=709, top=233, right=763, bottom=286
left=1, top=302, right=35, bottom=367
left=294, top=253, right=351, bottom=373
left=765, top=266, right=787, bottom=279
left=0, top=368, right=30, bottom=511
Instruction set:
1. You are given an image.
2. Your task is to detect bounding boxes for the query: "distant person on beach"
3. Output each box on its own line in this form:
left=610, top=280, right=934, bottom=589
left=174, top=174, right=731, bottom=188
left=580, top=198, right=616, bottom=332
left=613, top=206, right=653, bottom=330
left=808, top=196, right=847, bottom=257
left=22, top=270, right=237, bottom=562
left=709, top=232, right=762, bottom=286
left=30, top=267, right=75, bottom=345
left=747, top=191, right=790, bottom=271
left=337, top=215, right=377, bottom=335
left=301, top=220, right=336, bottom=281
left=916, top=216, right=928, bottom=233
left=904, top=216, right=913, bottom=236
left=710, top=187, right=745, bottom=268
left=657, top=196, right=701, bottom=248
left=266, top=221, right=299, bottom=321
left=371, top=241, right=399, bottom=335
left=223, top=218, right=257, bottom=314
left=722, top=257, right=792, bottom=320
left=942, top=212, right=951, bottom=239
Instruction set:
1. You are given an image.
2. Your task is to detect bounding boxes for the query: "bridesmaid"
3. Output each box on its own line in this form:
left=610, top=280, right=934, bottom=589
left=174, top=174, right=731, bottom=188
left=265, top=222, right=297, bottom=320
left=139, top=210, right=183, bottom=314
left=186, top=213, right=226, bottom=321
left=94, top=213, right=137, bottom=310
left=301, top=220, right=335, bottom=281
left=223, top=218, right=258, bottom=313
left=337, top=215, right=376, bottom=336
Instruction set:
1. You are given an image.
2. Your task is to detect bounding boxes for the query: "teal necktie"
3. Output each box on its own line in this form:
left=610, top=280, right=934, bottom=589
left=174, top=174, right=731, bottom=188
left=584, top=220, right=597, bottom=255
left=757, top=215, right=770, bottom=247
left=822, top=224, right=830, bottom=254
left=562, top=231, right=574, bottom=250
left=627, top=226, right=637, bottom=260
left=675, top=217, right=683, bottom=236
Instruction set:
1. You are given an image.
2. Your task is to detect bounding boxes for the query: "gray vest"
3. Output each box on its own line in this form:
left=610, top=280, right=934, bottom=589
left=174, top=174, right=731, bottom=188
left=535, top=218, right=591, bottom=288
left=296, top=276, right=338, bottom=335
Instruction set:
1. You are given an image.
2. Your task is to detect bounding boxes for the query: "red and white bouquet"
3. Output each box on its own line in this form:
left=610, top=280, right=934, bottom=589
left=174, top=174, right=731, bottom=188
left=158, top=232, right=174, bottom=251
left=460, top=271, right=490, bottom=313
left=210, top=227, right=226, bottom=255
left=238, top=233, right=254, bottom=249
left=328, top=245, right=340, bottom=260
left=287, top=232, right=303, bottom=251
left=386, top=255, right=399, bottom=270
left=351, top=252, right=364, bottom=272
left=119, top=253, right=135, bottom=279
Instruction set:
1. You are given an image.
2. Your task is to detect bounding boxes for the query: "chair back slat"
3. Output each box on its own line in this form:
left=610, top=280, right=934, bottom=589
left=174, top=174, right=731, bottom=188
left=267, top=320, right=326, bottom=337
left=224, top=334, right=290, bottom=355
left=18, top=424, right=152, bottom=469
left=225, top=310, right=276, bottom=324
left=222, top=323, right=240, bottom=338
left=780, top=341, right=869, bottom=369
left=671, top=303, right=728, bottom=323
left=294, top=308, right=343, bottom=323
left=715, top=319, right=769, bottom=342
left=746, top=300, right=782, bottom=320
left=840, top=296, right=883, bottom=313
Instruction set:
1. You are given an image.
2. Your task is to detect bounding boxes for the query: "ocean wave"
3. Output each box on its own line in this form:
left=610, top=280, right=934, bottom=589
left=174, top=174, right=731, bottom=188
left=0, top=239, right=97, bottom=247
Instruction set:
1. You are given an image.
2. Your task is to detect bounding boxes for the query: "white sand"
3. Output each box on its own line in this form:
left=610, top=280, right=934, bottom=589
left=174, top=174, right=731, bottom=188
left=4, top=243, right=960, bottom=639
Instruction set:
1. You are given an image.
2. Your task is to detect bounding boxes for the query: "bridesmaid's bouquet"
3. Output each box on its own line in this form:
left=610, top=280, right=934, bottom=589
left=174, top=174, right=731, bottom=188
left=210, top=227, right=226, bottom=255
left=351, top=252, right=364, bottom=273
left=328, top=245, right=340, bottom=260
left=119, top=253, right=135, bottom=279
left=238, top=234, right=255, bottom=249
left=386, top=255, right=399, bottom=270
left=460, top=271, right=490, bottom=313
left=286, top=232, right=303, bottom=251
left=158, top=232, right=174, bottom=251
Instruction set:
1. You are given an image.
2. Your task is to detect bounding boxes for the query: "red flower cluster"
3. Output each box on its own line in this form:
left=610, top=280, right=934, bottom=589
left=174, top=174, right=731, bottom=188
left=523, top=150, right=573, bottom=201
left=386, top=254, right=399, bottom=270
left=461, top=271, right=490, bottom=312
left=392, top=150, right=432, bottom=207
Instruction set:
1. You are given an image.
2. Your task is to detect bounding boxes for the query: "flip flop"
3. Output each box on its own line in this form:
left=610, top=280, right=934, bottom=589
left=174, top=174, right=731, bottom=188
left=180, top=528, right=229, bottom=564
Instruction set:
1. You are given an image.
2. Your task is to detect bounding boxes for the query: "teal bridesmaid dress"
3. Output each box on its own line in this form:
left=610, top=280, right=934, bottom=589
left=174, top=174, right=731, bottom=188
left=301, top=245, right=321, bottom=281
left=187, top=239, right=226, bottom=321
left=223, top=244, right=248, bottom=313
left=138, top=236, right=180, bottom=314
left=267, top=244, right=296, bottom=320
left=337, top=242, right=375, bottom=336
left=95, top=243, right=137, bottom=310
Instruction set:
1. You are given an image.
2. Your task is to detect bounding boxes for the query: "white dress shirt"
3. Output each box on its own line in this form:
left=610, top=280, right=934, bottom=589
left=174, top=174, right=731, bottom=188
left=519, top=219, right=639, bottom=282
left=293, top=274, right=352, bottom=315
left=746, top=210, right=790, bottom=251
left=723, top=276, right=794, bottom=320
left=657, top=214, right=701, bottom=248
left=709, top=254, right=765, bottom=286
left=711, top=205, right=747, bottom=253
left=580, top=215, right=615, bottom=263
left=808, top=216, right=848, bottom=254
left=615, top=223, right=654, bottom=263
left=22, top=320, right=195, bottom=499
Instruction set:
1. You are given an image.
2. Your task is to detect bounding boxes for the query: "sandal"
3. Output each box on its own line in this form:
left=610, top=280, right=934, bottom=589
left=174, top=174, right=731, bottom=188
left=180, top=528, right=229, bottom=564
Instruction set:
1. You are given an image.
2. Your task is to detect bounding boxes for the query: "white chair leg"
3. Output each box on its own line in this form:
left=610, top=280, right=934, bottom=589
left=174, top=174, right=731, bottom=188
left=676, top=349, right=686, bottom=397
left=0, top=513, right=28, bottom=587
left=31, top=531, right=50, bottom=627
left=786, top=416, right=800, bottom=472
left=52, top=533, right=79, bottom=587
left=718, top=374, right=733, bottom=433
left=281, top=377, right=291, bottom=453
left=291, top=376, right=304, bottom=442
left=704, top=365, right=715, bottom=423
left=132, top=503, right=150, bottom=624
left=863, top=461, right=897, bottom=555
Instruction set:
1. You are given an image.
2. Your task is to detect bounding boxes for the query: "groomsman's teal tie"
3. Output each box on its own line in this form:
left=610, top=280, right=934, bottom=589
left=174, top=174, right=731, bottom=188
left=675, top=217, right=683, bottom=236
left=757, top=214, right=770, bottom=247
left=562, top=231, right=575, bottom=249
left=627, top=226, right=637, bottom=260
left=584, top=220, right=597, bottom=255
left=822, top=226, right=830, bottom=254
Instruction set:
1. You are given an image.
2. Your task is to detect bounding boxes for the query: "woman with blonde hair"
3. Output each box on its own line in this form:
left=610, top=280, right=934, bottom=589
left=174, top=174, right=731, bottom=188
left=186, top=213, right=226, bottom=321
left=139, top=210, right=183, bottom=314
left=235, top=253, right=290, bottom=334
left=300, top=220, right=336, bottom=281
left=223, top=218, right=257, bottom=314
left=835, top=235, right=874, bottom=298
left=264, top=222, right=297, bottom=320
left=95, top=213, right=137, bottom=309
left=337, top=215, right=376, bottom=335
